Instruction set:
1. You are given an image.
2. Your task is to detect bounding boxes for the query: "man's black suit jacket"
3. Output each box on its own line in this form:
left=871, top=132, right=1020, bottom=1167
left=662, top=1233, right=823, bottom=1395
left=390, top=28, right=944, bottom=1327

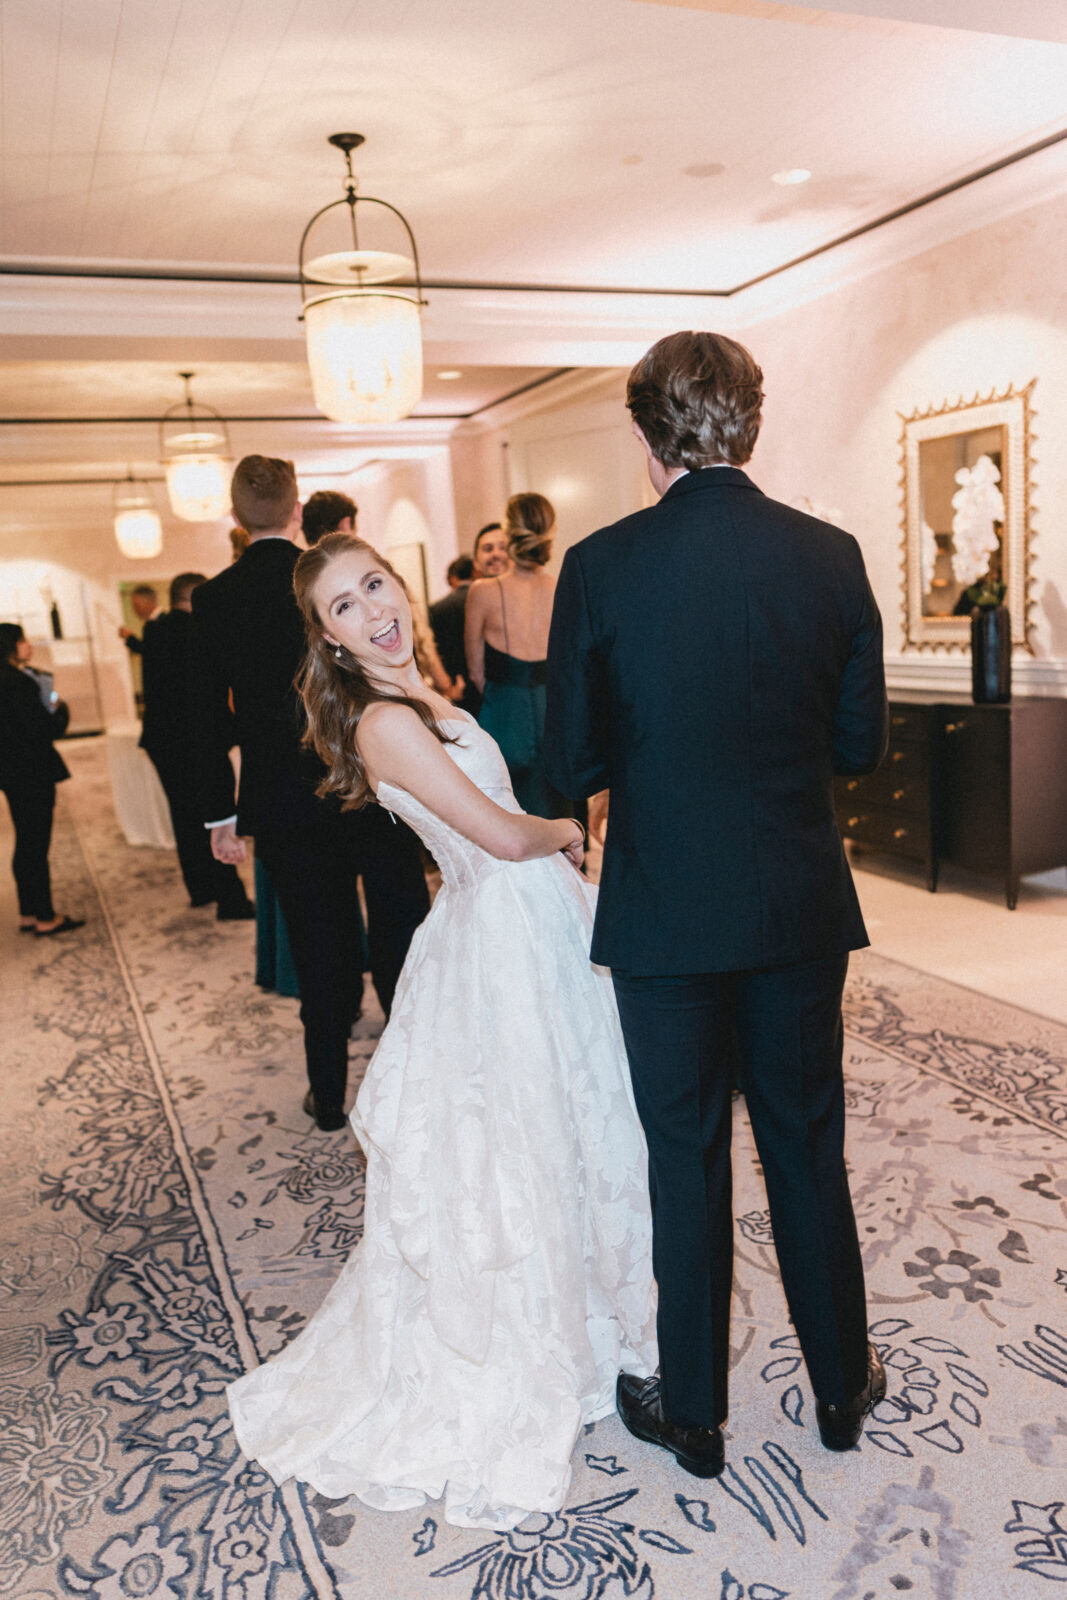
left=189, top=538, right=322, bottom=834
left=428, top=586, right=468, bottom=682
left=544, top=467, right=888, bottom=975
left=139, top=611, right=194, bottom=756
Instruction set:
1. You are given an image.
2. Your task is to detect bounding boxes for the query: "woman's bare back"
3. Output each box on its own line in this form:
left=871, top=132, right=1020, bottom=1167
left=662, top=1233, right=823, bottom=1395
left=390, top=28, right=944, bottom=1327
left=474, top=569, right=557, bottom=662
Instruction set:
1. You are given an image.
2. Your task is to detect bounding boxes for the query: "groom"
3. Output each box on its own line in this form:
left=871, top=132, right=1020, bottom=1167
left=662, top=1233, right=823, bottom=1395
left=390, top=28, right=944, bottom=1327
left=544, top=331, right=888, bottom=1477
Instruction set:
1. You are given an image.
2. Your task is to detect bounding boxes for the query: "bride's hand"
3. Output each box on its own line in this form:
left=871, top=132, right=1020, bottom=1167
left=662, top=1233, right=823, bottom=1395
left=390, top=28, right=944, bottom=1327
left=560, top=824, right=584, bottom=870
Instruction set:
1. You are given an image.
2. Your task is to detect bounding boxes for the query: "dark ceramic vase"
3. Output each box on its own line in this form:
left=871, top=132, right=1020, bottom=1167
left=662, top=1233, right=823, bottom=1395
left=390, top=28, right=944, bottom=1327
left=971, top=604, right=1011, bottom=703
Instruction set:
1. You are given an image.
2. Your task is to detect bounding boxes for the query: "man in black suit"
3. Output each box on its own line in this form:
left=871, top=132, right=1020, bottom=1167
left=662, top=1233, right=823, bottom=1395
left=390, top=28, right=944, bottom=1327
left=189, top=456, right=430, bottom=1131
left=118, top=584, right=159, bottom=656
left=427, top=524, right=508, bottom=717
left=545, top=331, right=889, bottom=1478
left=139, top=572, right=252, bottom=919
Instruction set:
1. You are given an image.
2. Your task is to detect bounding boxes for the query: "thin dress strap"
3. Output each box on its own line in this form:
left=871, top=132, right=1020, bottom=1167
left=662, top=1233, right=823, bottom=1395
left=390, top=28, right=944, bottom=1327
left=496, top=577, right=511, bottom=656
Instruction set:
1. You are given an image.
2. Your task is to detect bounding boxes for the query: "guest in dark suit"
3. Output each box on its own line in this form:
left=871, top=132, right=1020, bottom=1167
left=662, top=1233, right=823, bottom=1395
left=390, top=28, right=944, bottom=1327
left=118, top=584, right=159, bottom=656
left=189, top=456, right=430, bottom=1132
left=139, top=573, right=253, bottom=919
left=545, top=331, right=889, bottom=1478
left=429, top=555, right=478, bottom=715
left=0, top=623, right=84, bottom=936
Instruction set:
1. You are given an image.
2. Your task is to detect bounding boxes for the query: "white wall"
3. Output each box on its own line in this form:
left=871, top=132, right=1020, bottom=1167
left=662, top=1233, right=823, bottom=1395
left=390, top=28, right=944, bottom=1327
left=455, top=187, right=1067, bottom=694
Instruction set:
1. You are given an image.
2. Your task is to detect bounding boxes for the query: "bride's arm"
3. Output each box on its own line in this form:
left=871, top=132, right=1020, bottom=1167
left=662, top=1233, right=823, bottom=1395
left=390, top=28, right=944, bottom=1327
left=357, top=703, right=582, bottom=864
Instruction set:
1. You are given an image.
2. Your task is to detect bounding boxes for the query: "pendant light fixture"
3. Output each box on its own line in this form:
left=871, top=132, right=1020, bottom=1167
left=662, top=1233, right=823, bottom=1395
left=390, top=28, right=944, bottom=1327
left=114, top=473, right=163, bottom=560
left=159, top=372, right=232, bottom=521
left=299, top=133, right=425, bottom=425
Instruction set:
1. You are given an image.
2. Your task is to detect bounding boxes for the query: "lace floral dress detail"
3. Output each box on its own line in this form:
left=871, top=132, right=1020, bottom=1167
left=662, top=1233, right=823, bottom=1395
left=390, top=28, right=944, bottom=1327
left=227, top=717, right=657, bottom=1530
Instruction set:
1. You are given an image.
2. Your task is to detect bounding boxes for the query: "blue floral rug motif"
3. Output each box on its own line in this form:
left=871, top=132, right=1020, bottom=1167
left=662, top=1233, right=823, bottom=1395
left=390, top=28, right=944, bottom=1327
left=2, top=738, right=1066, bottom=1600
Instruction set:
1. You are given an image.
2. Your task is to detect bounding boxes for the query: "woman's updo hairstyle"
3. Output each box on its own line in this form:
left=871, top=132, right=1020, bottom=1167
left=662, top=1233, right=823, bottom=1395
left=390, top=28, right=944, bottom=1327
left=293, top=532, right=453, bottom=809
left=504, top=492, right=556, bottom=568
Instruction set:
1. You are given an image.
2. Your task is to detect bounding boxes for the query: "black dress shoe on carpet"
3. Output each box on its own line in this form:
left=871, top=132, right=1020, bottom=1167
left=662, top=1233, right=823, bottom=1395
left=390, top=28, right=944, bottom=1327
left=816, top=1342, right=887, bottom=1451
left=35, top=915, right=86, bottom=937
left=301, top=1089, right=347, bottom=1133
left=217, top=900, right=255, bottom=921
left=616, top=1373, right=725, bottom=1479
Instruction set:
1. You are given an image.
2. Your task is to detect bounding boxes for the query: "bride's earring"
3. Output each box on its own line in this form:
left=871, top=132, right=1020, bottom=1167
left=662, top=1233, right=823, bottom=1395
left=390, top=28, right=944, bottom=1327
left=334, top=646, right=343, bottom=660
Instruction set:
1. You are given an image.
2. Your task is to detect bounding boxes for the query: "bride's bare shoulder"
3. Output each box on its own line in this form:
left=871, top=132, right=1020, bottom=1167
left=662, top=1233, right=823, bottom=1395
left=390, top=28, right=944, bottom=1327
left=357, top=700, right=425, bottom=749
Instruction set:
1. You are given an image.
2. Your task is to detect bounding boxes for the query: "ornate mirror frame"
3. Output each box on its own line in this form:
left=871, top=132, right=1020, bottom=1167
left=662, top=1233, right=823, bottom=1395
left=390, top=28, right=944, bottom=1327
left=900, top=381, right=1036, bottom=651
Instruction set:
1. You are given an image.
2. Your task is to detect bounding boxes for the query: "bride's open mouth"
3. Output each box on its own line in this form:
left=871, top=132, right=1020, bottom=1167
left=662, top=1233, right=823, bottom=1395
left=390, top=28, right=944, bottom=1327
left=370, top=618, right=402, bottom=652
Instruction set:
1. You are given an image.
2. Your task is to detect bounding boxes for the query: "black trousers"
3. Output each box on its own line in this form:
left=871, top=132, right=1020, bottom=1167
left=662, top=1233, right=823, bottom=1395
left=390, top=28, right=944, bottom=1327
left=612, top=952, right=868, bottom=1429
left=255, top=801, right=430, bottom=1114
left=3, top=779, right=57, bottom=921
left=148, top=748, right=249, bottom=910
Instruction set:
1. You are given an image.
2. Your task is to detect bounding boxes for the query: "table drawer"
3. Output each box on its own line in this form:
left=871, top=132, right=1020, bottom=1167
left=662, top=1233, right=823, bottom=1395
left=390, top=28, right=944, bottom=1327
left=837, top=769, right=928, bottom=814
left=887, top=704, right=931, bottom=743
left=882, top=740, right=928, bottom=781
left=836, top=803, right=929, bottom=858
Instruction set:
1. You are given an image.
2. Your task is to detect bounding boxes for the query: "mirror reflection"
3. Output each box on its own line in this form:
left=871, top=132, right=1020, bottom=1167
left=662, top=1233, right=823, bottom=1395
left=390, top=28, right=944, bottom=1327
left=919, top=426, right=1006, bottom=618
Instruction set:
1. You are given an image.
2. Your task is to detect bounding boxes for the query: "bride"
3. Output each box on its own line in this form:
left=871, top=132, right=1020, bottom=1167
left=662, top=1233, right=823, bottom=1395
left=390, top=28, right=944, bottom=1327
left=227, top=533, right=656, bottom=1531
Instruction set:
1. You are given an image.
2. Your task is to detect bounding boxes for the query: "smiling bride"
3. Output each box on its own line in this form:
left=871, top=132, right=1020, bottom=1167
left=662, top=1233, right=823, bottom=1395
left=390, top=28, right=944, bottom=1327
left=226, top=532, right=657, bottom=1531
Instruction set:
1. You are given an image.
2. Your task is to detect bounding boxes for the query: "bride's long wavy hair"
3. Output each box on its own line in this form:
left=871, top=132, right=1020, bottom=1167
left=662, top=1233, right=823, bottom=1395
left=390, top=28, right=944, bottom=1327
left=294, top=532, right=454, bottom=810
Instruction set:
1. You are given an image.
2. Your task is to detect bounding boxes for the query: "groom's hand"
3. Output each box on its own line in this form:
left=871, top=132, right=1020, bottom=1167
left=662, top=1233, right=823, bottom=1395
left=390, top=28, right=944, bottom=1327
left=211, top=822, right=247, bottom=864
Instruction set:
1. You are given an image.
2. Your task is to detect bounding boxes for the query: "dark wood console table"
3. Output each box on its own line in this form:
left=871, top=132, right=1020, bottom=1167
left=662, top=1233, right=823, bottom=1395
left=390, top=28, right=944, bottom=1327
left=835, top=693, right=1067, bottom=909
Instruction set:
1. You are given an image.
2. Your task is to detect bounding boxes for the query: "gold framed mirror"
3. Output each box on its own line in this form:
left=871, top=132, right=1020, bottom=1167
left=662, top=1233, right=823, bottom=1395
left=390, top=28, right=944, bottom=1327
left=900, top=381, right=1036, bottom=651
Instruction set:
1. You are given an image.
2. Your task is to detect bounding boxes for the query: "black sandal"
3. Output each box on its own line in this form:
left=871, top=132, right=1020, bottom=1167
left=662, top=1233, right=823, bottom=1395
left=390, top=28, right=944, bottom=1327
left=35, top=916, right=86, bottom=937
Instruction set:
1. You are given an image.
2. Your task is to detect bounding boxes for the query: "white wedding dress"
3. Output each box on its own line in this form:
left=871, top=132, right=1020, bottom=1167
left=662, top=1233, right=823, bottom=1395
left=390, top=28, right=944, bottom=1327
left=227, top=715, right=657, bottom=1530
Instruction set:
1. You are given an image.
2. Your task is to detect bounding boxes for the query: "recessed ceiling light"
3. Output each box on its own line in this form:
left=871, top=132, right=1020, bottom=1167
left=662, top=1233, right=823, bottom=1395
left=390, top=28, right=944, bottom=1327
left=436, top=369, right=462, bottom=380
left=771, top=168, right=812, bottom=186
left=683, top=162, right=725, bottom=179
left=621, top=154, right=643, bottom=167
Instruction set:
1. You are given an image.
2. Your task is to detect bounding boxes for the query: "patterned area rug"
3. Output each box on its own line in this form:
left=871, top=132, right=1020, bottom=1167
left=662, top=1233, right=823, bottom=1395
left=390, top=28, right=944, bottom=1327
left=2, top=737, right=1067, bottom=1600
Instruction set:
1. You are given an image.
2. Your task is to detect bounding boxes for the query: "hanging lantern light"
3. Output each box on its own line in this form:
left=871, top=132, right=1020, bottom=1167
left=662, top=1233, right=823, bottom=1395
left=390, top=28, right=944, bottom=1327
left=114, top=475, right=163, bottom=560
left=299, top=133, right=425, bottom=425
left=159, top=372, right=232, bottom=521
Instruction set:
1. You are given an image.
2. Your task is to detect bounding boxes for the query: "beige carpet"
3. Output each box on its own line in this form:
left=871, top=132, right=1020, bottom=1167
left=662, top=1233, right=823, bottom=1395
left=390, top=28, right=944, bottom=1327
left=2, top=735, right=1066, bottom=1600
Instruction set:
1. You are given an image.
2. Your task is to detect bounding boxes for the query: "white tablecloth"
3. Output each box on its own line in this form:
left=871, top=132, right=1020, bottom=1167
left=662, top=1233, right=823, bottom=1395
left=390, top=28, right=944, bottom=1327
left=105, top=722, right=176, bottom=849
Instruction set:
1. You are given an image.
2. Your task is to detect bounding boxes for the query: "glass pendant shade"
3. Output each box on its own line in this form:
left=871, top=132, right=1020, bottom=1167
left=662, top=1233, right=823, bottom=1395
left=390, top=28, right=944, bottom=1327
left=304, top=291, right=423, bottom=424
left=299, top=135, right=426, bottom=427
left=114, top=486, right=163, bottom=560
left=163, top=444, right=231, bottom=522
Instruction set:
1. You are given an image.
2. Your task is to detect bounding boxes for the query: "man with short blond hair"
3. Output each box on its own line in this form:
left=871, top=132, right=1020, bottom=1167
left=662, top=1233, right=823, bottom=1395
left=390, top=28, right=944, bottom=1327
left=546, top=330, right=889, bottom=1478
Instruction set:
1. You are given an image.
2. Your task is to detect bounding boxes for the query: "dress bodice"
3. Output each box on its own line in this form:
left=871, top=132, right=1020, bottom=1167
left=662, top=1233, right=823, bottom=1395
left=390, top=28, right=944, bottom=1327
left=376, top=717, right=524, bottom=892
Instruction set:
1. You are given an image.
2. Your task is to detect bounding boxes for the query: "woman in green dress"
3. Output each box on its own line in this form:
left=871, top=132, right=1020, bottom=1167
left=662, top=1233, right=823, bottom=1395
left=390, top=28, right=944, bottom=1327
left=464, top=492, right=571, bottom=820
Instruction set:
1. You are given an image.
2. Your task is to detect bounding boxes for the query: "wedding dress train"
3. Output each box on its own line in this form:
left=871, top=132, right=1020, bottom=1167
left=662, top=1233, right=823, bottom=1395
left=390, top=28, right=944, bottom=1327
left=227, top=715, right=657, bottom=1530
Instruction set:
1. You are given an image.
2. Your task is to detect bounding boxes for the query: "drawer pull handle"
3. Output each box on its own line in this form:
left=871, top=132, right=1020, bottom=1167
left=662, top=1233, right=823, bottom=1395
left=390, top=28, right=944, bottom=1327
left=945, top=720, right=967, bottom=734
left=846, top=779, right=859, bottom=791
left=848, top=816, right=862, bottom=828
left=892, top=750, right=905, bottom=762
left=891, top=715, right=908, bottom=726
left=893, top=788, right=905, bottom=800
left=893, top=827, right=908, bottom=839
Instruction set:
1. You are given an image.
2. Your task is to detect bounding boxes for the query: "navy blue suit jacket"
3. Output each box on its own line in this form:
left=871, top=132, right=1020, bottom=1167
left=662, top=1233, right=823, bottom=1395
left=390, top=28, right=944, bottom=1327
left=544, top=467, right=888, bottom=975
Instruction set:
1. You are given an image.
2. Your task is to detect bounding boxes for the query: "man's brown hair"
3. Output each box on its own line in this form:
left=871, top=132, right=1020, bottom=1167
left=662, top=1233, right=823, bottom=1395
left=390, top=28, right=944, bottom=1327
left=302, top=490, right=357, bottom=546
left=626, top=331, right=764, bottom=470
left=230, top=456, right=298, bottom=534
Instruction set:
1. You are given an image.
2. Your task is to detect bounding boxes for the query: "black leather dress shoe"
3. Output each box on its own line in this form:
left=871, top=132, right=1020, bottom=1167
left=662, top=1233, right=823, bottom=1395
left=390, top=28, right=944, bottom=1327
left=816, top=1342, right=887, bottom=1451
left=616, top=1373, right=725, bottom=1479
left=217, top=899, right=255, bottom=921
left=301, top=1089, right=348, bottom=1133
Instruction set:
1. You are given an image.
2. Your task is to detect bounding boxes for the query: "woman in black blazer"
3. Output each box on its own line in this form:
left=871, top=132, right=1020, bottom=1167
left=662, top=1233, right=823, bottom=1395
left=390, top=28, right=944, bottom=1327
left=0, top=623, right=84, bottom=935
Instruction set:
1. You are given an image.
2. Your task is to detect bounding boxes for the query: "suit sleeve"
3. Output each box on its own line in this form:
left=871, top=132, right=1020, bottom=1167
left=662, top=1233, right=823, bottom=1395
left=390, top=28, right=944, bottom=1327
left=124, top=634, right=144, bottom=656
left=833, top=544, right=889, bottom=776
left=544, top=545, right=610, bottom=798
left=188, top=591, right=239, bottom=825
